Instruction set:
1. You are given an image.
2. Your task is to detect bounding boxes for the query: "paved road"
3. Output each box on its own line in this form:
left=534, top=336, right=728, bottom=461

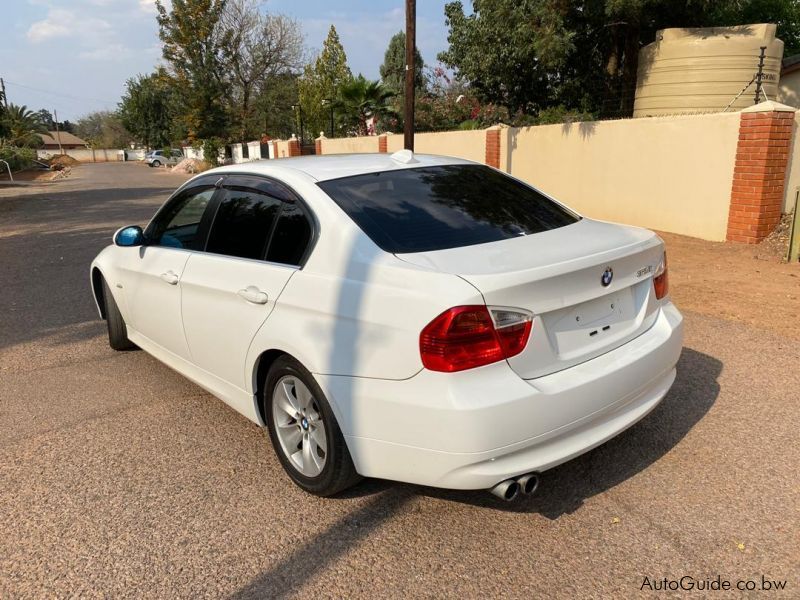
left=1, top=163, right=797, bottom=598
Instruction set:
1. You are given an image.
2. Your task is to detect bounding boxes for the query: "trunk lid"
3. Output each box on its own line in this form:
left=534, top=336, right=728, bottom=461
left=396, top=218, right=665, bottom=379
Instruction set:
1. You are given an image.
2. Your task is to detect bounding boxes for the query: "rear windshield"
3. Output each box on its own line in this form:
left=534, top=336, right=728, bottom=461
left=317, top=164, right=579, bottom=253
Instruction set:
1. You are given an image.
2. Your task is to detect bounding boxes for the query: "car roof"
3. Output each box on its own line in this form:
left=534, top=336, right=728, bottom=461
left=206, top=152, right=475, bottom=182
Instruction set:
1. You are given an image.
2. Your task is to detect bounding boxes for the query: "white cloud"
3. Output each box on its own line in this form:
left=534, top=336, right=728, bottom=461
left=78, top=43, right=126, bottom=60
left=26, top=7, right=114, bottom=45
left=26, top=8, right=73, bottom=42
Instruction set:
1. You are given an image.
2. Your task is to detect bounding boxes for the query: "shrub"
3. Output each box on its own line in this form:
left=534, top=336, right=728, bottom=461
left=202, top=138, right=223, bottom=167
left=0, top=144, right=37, bottom=172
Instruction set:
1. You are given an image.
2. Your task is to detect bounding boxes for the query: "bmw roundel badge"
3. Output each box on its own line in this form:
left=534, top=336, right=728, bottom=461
left=601, top=267, right=613, bottom=287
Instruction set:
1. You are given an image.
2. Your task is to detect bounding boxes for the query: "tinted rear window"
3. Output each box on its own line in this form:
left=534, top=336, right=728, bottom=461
left=317, top=165, right=578, bottom=253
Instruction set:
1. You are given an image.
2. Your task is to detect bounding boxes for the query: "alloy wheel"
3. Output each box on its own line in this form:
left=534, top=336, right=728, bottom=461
left=271, top=375, right=327, bottom=477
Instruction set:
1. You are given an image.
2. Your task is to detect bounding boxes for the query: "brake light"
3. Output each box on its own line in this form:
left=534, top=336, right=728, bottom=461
left=654, top=252, right=669, bottom=299
left=420, top=305, right=532, bottom=372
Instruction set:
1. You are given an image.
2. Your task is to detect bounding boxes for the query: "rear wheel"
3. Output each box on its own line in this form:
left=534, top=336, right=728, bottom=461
left=102, top=279, right=135, bottom=351
left=151, top=159, right=161, bottom=168
left=263, top=356, right=360, bottom=496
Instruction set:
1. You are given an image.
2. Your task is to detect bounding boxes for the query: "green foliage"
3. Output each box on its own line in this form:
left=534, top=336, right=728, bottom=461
left=156, top=0, right=229, bottom=140
left=298, top=25, right=353, bottom=140
left=0, top=104, right=47, bottom=147
left=119, top=71, right=178, bottom=149
left=74, top=111, right=132, bottom=148
left=252, top=73, right=299, bottom=140
left=0, top=143, right=37, bottom=172
left=534, top=105, right=595, bottom=125
left=202, top=137, right=224, bottom=166
left=439, top=0, right=800, bottom=119
left=379, top=31, right=425, bottom=94
left=333, top=75, right=397, bottom=136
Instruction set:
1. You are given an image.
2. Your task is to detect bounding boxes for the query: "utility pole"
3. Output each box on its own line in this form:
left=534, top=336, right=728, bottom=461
left=0, top=78, right=7, bottom=109
left=404, top=0, right=416, bottom=151
left=53, top=108, right=64, bottom=155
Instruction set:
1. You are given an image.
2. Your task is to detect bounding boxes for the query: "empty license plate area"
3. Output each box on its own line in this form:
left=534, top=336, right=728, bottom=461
left=545, top=288, right=637, bottom=359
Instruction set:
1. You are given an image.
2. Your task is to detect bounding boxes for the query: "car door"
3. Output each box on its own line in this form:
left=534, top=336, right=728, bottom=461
left=122, top=184, right=218, bottom=359
left=180, top=175, right=314, bottom=390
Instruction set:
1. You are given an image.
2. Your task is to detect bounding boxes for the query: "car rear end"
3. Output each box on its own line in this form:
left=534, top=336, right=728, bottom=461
left=316, top=160, right=683, bottom=491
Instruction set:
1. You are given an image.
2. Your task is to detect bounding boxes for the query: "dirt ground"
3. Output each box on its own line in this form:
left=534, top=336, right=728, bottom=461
left=661, top=231, right=800, bottom=340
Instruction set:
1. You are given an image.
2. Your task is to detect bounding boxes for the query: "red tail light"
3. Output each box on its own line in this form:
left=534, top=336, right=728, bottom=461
left=420, top=305, right=532, bottom=372
left=654, top=253, right=669, bottom=299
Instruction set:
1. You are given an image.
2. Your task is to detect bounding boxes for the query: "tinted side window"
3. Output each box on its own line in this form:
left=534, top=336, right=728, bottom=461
left=266, top=202, right=312, bottom=266
left=206, top=189, right=282, bottom=260
left=147, top=187, right=215, bottom=250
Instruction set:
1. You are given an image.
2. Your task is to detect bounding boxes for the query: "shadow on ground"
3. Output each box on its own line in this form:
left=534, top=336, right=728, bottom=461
left=233, top=346, right=720, bottom=598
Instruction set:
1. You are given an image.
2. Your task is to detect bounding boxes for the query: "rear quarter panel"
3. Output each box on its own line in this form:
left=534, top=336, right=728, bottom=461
left=244, top=230, right=485, bottom=385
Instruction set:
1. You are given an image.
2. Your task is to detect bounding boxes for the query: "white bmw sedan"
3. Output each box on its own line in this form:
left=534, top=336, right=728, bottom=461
left=91, top=152, right=683, bottom=500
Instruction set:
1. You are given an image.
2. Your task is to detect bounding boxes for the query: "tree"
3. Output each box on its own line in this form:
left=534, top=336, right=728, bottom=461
left=379, top=31, right=425, bottom=94
left=220, top=0, right=304, bottom=143
left=0, top=104, right=47, bottom=147
left=439, top=0, right=800, bottom=119
left=333, top=75, right=397, bottom=135
left=297, top=25, right=352, bottom=140
left=34, top=109, right=54, bottom=130
left=252, top=72, right=300, bottom=140
left=118, top=71, right=177, bottom=149
left=156, top=0, right=228, bottom=140
left=75, top=111, right=133, bottom=148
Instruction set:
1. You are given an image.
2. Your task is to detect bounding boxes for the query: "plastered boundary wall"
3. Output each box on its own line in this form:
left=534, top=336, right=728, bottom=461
left=36, top=148, right=126, bottom=162
left=783, top=111, right=800, bottom=214
left=504, top=113, right=741, bottom=241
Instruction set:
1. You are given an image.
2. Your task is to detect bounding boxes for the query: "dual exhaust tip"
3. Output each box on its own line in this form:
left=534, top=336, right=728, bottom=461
left=489, top=473, right=539, bottom=501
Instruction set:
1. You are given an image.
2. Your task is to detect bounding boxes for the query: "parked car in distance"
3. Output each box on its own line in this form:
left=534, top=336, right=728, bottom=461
left=90, top=152, right=683, bottom=500
left=145, top=149, right=183, bottom=168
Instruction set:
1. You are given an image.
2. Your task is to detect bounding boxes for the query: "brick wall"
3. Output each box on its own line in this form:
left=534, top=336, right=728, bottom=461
left=727, top=107, right=795, bottom=243
left=288, top=138, right=301, bottom=157
left=485, top=127, right=501, bottom=168
left=378, top=134, right=388, bottom=153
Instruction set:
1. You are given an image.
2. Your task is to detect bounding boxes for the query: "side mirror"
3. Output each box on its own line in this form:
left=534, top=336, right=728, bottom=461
left=113, top=225, right=144, bottom=247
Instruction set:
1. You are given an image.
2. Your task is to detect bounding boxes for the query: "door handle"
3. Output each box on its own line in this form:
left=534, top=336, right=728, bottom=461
left=237, top=286, right=268, bottom=305
left=160, top=270, right=179, bottom=285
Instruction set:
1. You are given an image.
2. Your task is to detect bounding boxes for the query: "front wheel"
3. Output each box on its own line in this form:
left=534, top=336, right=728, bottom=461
left=102, top=279, right=136, bottom=351
left=151, top=159, right=161, bottom=168
left=263, top=356, right=360, bottom=496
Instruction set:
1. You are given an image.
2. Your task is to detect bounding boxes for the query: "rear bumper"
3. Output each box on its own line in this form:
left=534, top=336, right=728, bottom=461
left=318, top=302, right=683, bottom=490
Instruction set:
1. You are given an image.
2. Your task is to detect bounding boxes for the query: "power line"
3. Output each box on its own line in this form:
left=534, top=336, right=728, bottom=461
left=2, top=79, right=118, bottom=106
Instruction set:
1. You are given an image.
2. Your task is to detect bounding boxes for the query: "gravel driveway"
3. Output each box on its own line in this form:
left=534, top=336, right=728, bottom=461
left=1, top=163, right=797, bottom=598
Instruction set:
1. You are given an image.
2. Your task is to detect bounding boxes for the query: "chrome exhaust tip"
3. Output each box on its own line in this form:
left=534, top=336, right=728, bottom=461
left=489, top=479, right=520, bottom=501
left=516, top=473, right=539, bottom=495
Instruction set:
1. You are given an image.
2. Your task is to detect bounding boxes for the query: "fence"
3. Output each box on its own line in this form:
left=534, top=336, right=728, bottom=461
left=36, top=148, right=131, bottom=162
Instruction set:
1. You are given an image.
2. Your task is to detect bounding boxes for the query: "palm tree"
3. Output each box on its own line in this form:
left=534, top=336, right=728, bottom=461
left=1, top=104, right=47, bottom=147
left=334, top=75, right=396, bottom=136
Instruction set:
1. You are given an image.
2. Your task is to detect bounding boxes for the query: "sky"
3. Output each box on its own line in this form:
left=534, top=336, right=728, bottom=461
left=0, top=0, right=453, bottom=122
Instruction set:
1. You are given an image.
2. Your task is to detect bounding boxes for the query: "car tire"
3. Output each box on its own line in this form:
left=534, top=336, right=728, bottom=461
left=102, top=279, right=136, bottom=351
left=151, top=160, right=161, bottom=168
left=263, top=356, right=361, bottom=496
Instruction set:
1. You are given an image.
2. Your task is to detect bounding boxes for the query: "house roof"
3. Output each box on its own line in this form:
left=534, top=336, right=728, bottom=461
left=38, top=131, right=88, bottom=146
left=782, top=54, right=800, bottom=76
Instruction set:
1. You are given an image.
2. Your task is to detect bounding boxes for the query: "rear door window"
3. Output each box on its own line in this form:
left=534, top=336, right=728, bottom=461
left=266, top=201, right=313, bottom=266
left=206, top=188, right=282, bottom=260
left=317, top=164, right=579, bottom=253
